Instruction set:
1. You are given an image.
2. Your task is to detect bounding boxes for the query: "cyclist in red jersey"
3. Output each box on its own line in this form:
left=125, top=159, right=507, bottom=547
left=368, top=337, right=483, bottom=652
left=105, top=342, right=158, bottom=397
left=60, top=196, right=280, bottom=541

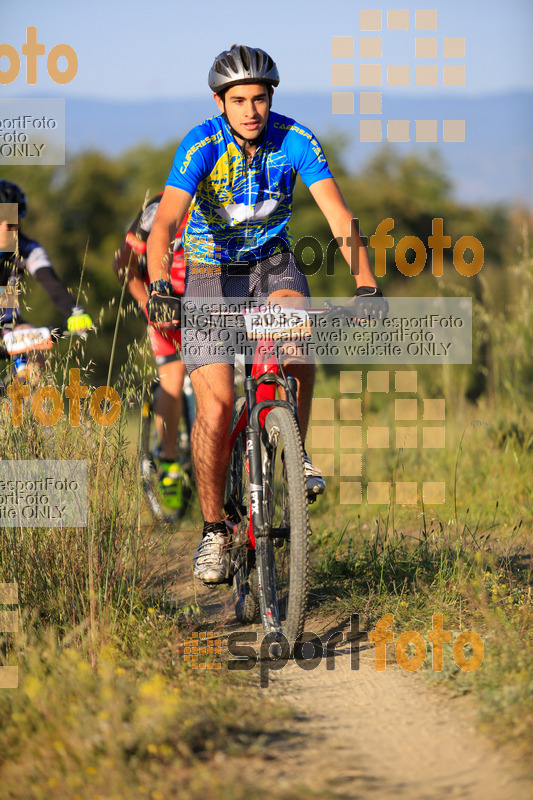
left=114, top=193, right=188, bottom=507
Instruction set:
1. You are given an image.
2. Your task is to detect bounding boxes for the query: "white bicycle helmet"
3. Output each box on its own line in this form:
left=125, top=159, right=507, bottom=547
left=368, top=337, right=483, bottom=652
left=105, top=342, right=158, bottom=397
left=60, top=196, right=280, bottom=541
left=208, top=45, right=280, bottom=93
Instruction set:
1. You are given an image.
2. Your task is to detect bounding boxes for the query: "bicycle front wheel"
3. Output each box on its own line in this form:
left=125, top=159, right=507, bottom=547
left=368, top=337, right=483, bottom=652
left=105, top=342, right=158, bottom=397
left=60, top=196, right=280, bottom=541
left=256, top=406, right=309, bottom=643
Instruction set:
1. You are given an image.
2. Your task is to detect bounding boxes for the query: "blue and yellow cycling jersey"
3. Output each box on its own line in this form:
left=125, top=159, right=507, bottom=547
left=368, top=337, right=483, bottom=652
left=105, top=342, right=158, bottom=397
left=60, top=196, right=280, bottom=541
left=166, top=111, right=333, bottom=266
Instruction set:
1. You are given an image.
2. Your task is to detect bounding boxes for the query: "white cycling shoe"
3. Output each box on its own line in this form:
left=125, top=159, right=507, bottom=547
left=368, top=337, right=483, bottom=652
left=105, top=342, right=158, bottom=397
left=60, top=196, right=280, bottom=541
left=193, top=528, right=227, bottom=584
left=303, top=454, right=326, bottom=497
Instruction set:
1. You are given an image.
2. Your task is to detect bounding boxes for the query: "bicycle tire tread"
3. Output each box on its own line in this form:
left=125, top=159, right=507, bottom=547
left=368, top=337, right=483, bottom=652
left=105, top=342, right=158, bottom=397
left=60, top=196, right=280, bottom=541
left=227, top=396, right=260, bottom=624
left=257, top=405, right=309, bottom=643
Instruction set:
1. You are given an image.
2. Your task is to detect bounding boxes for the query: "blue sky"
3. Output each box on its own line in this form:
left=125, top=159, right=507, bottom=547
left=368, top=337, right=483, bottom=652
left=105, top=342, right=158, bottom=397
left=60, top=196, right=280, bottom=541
left=2, top=0, right=533, bottom=100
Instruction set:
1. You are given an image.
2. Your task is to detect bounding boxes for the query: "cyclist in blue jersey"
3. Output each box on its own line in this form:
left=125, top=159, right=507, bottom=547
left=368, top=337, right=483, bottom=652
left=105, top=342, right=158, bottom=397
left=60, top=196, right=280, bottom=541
left=147, top=45, right=386, bottom=584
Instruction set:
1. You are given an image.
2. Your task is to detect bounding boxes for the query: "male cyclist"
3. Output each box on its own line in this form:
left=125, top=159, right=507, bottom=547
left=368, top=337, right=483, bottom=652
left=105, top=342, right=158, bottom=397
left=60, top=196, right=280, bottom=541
left=114, top=193, right=188, bottom=508
left=147, top=45, right=386, bottom=583
left=0, top=179, right=92, bottom=340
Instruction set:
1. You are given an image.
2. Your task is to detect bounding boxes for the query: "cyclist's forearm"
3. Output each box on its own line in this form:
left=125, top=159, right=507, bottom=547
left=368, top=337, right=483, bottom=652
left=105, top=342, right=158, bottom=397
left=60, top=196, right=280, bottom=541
left=147, top=186, right=192, bottom=287
left=127, top=273, right=149, bottom=308
left=147, top=221, right=174, bottom=284
left=113, top=241, right=139, bottom=284
left=334, top=213, right=377, bottom=289
left=309, top=179, right=378, bottom=290
left=33, top=266, right=76, bottom=316
left=342, top=240, right=376, bottom=288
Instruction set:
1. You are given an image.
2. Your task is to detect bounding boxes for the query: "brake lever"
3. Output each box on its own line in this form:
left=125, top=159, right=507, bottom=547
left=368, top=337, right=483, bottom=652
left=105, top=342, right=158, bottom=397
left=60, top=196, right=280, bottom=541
left=324, top=303, right=349, bottom=325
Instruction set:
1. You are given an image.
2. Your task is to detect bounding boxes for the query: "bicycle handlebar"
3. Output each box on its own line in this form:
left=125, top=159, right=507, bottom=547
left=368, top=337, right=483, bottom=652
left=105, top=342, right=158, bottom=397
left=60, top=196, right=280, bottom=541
left=146, top=296, right=388, bottom=330
left=1, top=324, right=90, bottom=358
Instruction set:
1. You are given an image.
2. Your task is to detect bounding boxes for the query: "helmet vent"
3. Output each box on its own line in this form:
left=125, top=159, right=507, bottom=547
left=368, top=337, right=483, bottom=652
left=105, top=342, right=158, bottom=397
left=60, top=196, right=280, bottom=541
left=214, top=58, right=230, bottom=77
left=226, top=53, right=237, bottom=72
left=240, top=46, right=251, bottom=71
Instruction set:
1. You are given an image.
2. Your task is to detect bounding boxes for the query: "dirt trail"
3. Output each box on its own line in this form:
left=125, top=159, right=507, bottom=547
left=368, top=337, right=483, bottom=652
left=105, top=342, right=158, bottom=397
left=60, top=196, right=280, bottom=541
left=268, top=620, right=531, bottom=800
left=149, top=531, right=532, bottom=800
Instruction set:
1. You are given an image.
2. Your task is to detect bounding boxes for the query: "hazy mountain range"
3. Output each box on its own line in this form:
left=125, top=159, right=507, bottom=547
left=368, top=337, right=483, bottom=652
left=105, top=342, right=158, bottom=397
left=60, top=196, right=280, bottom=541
left=64, top=91, right=532, bottom=207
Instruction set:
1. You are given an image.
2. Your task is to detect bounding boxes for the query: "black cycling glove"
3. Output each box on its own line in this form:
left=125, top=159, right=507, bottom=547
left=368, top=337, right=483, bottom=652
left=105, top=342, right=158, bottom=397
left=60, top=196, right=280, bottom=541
left=146, top=292, right=182, bottom=325
left=353, top=286, right=389, bottom=320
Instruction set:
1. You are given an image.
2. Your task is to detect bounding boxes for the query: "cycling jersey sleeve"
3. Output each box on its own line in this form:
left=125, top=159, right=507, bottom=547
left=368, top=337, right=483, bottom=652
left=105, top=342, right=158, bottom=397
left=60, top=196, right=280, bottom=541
left=166, top=123, right=218, bottom=195
left=15, top=235, right=76, bottom=316
left=25, top=244, right=53, bottom=275
left=285, top=124, right=333, bottom=188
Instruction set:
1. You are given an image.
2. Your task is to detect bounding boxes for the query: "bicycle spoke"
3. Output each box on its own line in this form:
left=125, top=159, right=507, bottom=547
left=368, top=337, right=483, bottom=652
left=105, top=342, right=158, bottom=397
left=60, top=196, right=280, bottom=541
left=226, top=397, right=259, bottom=624
left=256, top=406, right=309, bottom=643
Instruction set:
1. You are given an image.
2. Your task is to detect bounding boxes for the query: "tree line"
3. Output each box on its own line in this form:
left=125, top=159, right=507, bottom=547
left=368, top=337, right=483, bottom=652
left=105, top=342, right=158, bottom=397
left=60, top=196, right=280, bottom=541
left=2, top=138, right=524, bottom=397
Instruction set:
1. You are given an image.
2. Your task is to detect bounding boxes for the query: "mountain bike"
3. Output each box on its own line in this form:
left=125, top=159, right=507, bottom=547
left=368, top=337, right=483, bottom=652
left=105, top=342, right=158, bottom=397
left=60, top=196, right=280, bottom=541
left=222, top=303, right=320, bottom=643
left=149, top=296, right=366, bottom=643
left=225, top=301, right=378, bottom=643
left=140, top=372, right=196, bottom=523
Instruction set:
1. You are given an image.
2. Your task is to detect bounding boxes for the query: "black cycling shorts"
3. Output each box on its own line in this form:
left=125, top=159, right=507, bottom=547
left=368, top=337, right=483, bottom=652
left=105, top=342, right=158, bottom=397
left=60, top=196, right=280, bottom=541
left=182, top=251, right=310, bottom=373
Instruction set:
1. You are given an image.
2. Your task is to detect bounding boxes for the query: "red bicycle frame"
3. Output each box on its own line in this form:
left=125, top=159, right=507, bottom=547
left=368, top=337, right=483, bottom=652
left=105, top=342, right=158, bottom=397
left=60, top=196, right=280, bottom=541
left=227, top=334, right=298, bottom=548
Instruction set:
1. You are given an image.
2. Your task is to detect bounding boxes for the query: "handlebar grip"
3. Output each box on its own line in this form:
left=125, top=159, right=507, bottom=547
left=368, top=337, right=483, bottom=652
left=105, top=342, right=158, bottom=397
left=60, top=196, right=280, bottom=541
left=347, top=295, right=389, bottom=321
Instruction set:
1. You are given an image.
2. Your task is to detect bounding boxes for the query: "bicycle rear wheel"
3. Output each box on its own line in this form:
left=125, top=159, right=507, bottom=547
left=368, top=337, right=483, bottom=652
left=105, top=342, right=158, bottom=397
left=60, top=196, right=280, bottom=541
left=255, top=406, right=309, bottom=643
left=140, top=376, right=194, bottom=522
left=225, top=397, right=259, bottom=624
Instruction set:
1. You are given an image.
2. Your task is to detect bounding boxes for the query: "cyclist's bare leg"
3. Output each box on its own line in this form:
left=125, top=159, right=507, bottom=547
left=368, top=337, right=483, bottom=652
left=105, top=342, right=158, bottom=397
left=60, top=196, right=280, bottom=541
left=267, top=289, right=315, bottom=443
left=154, top=359, right=187, bottom=460
left=189, top=362, right=234, bottom=521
